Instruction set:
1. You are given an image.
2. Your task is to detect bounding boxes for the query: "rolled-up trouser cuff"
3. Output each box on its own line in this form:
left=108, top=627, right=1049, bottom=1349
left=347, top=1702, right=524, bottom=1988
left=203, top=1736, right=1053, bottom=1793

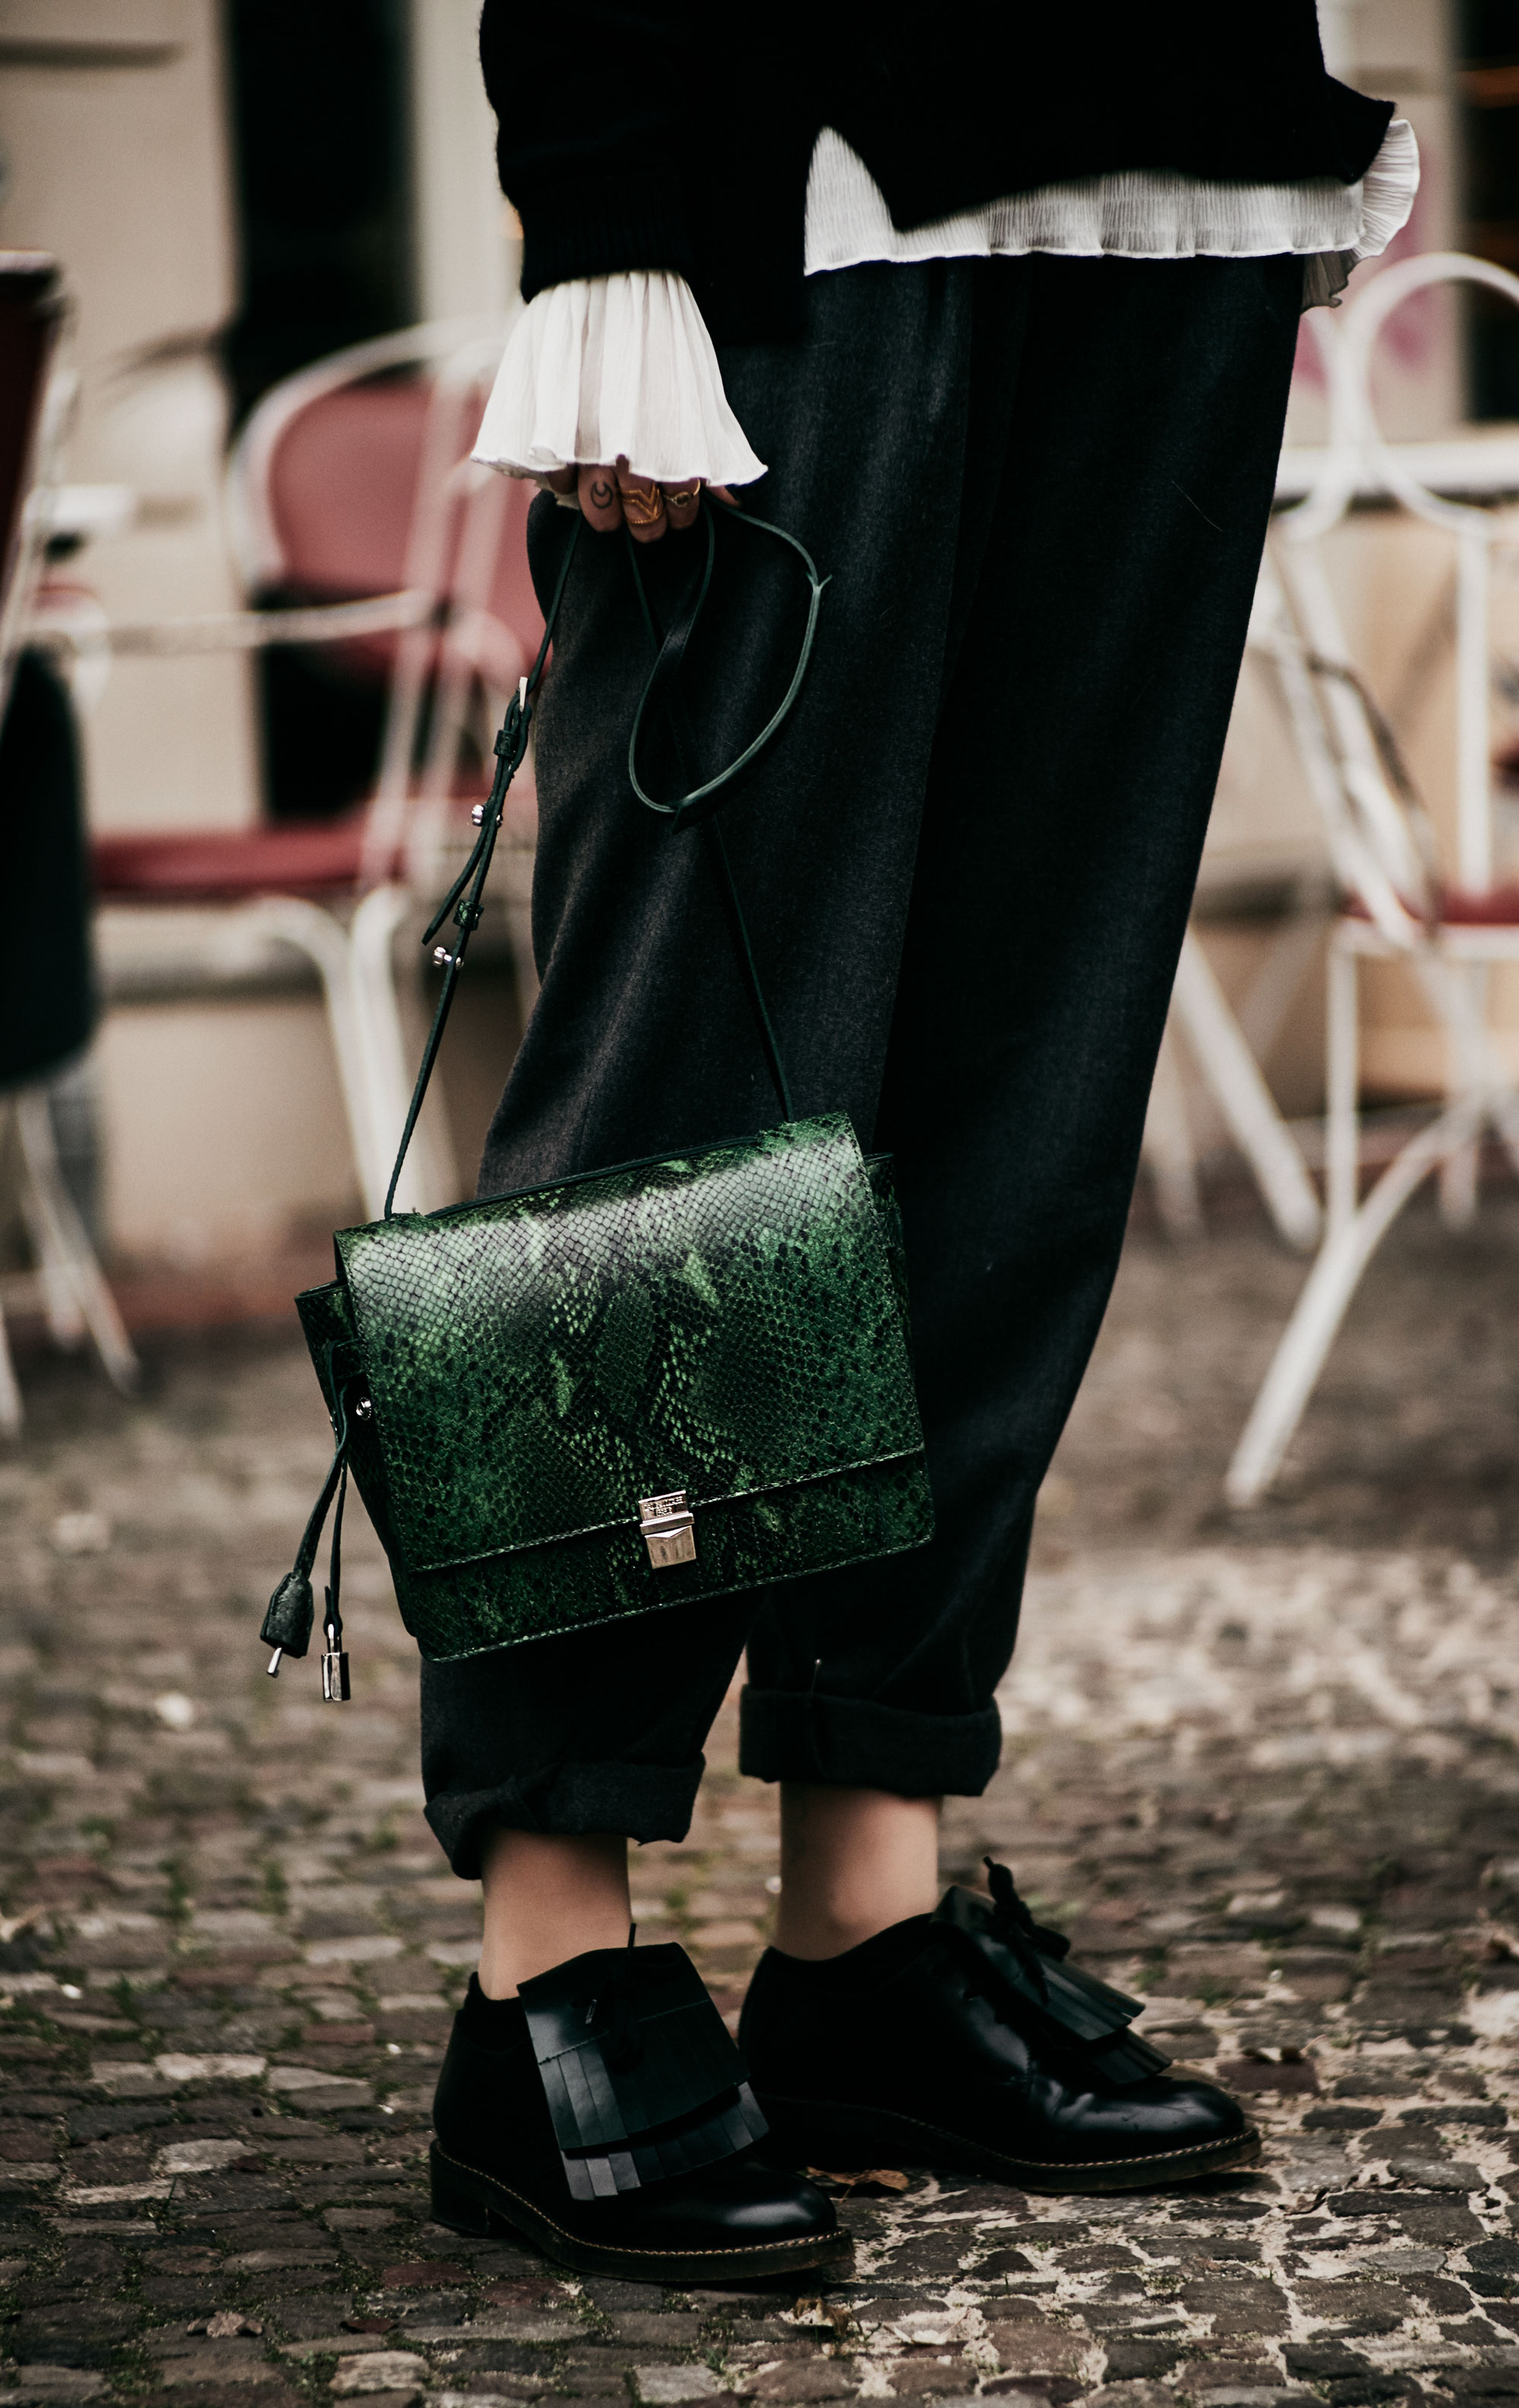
left=737, top=1686, right=1003, bottom=1797
left=425, top=1756, right=706, bottom=1881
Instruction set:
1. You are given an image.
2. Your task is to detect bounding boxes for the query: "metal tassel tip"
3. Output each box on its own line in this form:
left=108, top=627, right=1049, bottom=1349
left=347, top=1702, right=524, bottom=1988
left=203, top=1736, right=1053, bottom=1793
left=267, top=1648, right=283, bottom=1677
left=321, top=1627, right=351, bottom=1702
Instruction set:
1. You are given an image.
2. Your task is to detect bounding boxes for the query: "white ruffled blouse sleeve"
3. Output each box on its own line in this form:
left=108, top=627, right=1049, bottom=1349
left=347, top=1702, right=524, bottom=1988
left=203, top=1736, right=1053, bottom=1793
left=472, top=270, right=768, bottom=488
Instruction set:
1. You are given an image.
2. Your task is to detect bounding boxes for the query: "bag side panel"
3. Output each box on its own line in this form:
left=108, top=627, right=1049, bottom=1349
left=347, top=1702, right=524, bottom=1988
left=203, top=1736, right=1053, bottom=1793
left=861, top=1153, right=909, bottom=1324
left=293, top=1279, right=401, bottom=1566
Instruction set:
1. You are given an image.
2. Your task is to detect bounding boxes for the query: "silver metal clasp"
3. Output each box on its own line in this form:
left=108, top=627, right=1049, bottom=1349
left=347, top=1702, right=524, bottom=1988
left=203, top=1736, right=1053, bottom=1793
left=321, top=1622, right=351, bottom=1702
left=639, top=1491, right=696, bottom=1569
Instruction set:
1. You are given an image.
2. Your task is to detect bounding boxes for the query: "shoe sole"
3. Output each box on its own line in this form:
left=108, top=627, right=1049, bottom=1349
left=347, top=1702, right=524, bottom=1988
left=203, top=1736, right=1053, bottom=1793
left=753, top=2094, right=1263, bottom=2195
left=428, top=2141, right=855, bottom=2285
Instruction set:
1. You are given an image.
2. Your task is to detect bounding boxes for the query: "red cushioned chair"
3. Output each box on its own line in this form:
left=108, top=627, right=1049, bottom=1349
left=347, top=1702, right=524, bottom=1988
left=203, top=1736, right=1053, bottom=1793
left=42, top=319, right=542, bottom=1217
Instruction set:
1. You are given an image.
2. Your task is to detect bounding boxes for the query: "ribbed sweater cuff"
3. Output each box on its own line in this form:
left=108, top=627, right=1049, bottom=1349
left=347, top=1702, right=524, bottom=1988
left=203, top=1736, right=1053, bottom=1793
left=519, top=167, right=697, bottom=302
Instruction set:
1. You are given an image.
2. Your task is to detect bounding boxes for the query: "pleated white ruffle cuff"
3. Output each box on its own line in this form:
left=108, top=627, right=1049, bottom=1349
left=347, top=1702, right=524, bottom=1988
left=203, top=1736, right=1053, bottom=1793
left=472, top=269, right=768, bottom=488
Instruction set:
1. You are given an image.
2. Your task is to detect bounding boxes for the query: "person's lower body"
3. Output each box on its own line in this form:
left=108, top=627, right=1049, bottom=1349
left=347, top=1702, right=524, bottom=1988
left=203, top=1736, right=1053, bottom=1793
left=422, top=249, right=1300, bottom=2254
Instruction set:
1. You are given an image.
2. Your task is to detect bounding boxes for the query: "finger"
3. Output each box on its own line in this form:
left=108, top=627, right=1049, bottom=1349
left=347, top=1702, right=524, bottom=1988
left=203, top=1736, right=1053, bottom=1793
left=617, top=468, right=668, bottom=544
left=578, top=463, right=623, bottom=533
left=707, top=484, right=739, bottom=508
left=538, top=465, right=576, bottom=495
left=662, top=480, right=701, bottom=530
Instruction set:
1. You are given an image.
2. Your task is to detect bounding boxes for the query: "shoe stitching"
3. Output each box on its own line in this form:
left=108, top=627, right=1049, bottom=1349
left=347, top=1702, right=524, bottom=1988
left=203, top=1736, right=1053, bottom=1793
left=431, top=2142, right=850, bottom=2263
left=761, top=2103, right=1262, bottom=2175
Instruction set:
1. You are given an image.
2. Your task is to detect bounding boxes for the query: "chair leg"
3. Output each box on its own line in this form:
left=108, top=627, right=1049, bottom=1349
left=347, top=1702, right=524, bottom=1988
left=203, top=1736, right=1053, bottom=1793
left=1435, top=958, right=1483, bottom=1233
left=1170, top=929, right=1322, bottom=1251
left=0, top=1303, right=21, bottom=1435
left=349, top=882, right=459, bottom=1215
left=1224, top=1095, right=1480, bottom=1508
left=17, top=1174, right=87, bottom=1349
left=13, top=1086, right=140, bottom=1397
left=1418, top=953, right=1519, bottom=1190
left=1438, top=1132, right=1480, bottom=1229
left=1141, top=1023, right=1204, bottom=1240
left=243, top=897, right=392, bottom=1222
left=1325, top=939, right=1360, bottom=1240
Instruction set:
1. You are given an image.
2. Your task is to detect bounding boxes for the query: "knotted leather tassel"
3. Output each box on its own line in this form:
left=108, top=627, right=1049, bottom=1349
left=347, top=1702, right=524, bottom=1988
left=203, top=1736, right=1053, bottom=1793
left=261, top=1385, right=355, bottom=1692
left=933, top=1860, right=1172, bottom=2086
left=261, top=1569, right=315, bottom=1666
left=318, top=1456, right=352, bottom=1702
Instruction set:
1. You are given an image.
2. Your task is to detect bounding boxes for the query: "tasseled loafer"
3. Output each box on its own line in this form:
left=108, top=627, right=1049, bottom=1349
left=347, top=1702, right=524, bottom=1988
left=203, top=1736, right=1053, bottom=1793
left=740, top=1860, right=1260, bottom=2195
left=431, top=1938, right=848, bottom=2283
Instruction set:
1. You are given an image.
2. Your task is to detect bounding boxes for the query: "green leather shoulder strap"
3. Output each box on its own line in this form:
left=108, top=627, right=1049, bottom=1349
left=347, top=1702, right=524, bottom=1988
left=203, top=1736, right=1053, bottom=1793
left=384, top=497, right=824, bottom=1218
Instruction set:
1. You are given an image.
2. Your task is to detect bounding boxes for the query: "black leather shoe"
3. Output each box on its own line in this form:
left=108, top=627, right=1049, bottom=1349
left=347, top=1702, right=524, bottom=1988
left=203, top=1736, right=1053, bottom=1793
left=740, top=1863, right=1260, bottom=2195
left=431, top=1949, right=848, bottom=2284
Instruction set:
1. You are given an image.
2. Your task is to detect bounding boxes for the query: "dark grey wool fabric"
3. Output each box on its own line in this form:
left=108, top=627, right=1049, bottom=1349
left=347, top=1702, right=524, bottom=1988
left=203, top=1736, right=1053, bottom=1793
left=421, top=251, right=1302, bottom=1877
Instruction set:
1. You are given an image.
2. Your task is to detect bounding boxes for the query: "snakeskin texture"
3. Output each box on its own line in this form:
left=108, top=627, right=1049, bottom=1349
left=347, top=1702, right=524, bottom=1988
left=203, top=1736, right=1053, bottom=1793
left=292, top=1120, right=931, bottom=1661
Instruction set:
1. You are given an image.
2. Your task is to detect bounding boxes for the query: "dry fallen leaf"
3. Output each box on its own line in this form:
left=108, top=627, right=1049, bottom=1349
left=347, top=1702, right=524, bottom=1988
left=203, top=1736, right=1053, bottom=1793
left=805, top=2164, right=910, bottom=2194
left=791, top=2297, right=857, bottom=2336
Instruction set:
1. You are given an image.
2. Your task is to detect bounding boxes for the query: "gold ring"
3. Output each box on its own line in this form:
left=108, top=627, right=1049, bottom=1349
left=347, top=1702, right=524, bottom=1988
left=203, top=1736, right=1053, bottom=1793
left=665, top=485, right=699, bottom=508
left=617, top=480, right=664, bottom=526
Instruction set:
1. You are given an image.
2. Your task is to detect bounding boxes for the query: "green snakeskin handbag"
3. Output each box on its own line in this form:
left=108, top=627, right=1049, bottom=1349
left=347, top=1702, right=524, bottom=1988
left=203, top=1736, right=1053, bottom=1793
left=259, top=504, right=933, bottom=1695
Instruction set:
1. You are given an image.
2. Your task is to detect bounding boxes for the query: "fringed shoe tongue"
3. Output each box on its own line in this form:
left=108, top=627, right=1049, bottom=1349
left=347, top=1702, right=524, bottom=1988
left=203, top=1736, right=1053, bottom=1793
left=932, top=1858, right=1171, bottom=2085
left=518, top=1937, right=768, bottom=2201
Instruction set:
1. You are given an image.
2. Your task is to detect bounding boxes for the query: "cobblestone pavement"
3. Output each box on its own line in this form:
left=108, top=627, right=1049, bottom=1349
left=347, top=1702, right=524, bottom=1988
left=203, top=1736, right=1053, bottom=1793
left=2, top=1196, right=1518, bottom=2408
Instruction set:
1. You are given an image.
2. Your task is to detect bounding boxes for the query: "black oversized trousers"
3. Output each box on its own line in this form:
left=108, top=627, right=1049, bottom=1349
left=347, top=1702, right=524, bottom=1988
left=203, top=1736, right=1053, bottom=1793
left=422, top=251, right=1302, bottom=1879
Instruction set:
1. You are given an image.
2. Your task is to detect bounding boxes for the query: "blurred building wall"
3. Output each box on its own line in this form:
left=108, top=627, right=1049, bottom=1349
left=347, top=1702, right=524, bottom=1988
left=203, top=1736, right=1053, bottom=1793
left=409, top=0, right=519, bottom=324
left=0, top=0, right=258, bottom=833
left=0, top=0, right=520, bottom=1269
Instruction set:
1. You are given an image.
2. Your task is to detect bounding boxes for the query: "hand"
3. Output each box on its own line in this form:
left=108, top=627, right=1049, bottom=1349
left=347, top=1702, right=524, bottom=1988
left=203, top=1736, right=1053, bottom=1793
left=536, top=457, right=735, bottom=543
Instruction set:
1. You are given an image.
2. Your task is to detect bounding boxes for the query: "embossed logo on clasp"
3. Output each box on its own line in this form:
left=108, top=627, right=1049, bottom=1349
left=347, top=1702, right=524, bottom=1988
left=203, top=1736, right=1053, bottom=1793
left=638, top=1491, right=696, bottom=1569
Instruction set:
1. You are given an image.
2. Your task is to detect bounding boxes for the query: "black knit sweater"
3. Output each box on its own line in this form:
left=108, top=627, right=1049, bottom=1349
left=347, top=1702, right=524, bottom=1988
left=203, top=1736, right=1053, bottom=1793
left=478, top=3, right=1395, bottom=345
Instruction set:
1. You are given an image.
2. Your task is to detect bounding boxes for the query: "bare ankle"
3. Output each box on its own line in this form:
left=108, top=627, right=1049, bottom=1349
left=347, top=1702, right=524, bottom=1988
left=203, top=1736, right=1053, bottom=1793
left=773, top=1784, right=941, bottom=1961
left=478, top=1828, right=630, bottom=1997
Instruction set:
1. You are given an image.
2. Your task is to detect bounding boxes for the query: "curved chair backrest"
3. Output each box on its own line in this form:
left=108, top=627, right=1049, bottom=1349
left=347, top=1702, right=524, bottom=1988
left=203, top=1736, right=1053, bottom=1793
left=1338, top=252, right=1519, bottom=890
left=251, top=376, right=430, bottom=615
left=227, top=317, right=502, bottom=594
left=226, top=316, right=545, bottom=680
left=1255, top=258, right=1519, bottom=937
left=226, top=316, right=548, bottom=886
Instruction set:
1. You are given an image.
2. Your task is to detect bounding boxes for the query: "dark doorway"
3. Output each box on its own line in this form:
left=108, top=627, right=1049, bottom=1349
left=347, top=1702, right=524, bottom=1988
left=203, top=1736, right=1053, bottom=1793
left=1458, top=0, right=1519, bottom=419
left=223, top=0, right=415, bottom=818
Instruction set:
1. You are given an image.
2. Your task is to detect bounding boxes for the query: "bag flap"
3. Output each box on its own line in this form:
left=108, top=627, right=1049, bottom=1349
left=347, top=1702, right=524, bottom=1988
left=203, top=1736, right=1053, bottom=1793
left=335, top=1113, right=923, bottom=1575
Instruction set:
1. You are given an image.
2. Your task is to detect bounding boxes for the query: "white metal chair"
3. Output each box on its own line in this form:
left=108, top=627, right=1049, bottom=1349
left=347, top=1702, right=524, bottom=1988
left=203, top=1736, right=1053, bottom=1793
left=1227, top=253, right=1519, bottom=1506
left=29, top=315, right=540, bottom=1220
left=1141, top=924, right=1325, bottom=1248
left=1138, top=381, right=1337, bottom=1255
